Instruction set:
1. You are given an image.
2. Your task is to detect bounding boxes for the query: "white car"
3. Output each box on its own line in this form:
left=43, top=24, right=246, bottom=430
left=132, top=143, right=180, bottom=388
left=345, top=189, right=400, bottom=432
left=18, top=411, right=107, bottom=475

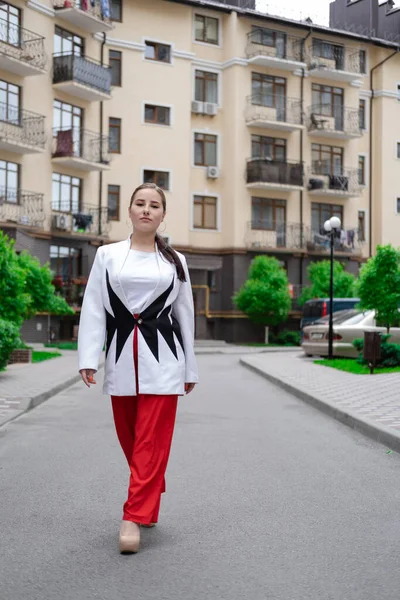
left=301, top=309, right=400, bottom=358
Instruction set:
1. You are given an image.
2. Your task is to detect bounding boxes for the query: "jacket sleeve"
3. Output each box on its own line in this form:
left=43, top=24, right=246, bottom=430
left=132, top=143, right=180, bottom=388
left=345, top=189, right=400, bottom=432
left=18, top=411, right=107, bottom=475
left=172, top=255, right=199, bottom=384
left=78, top=247, right=106, bottom=372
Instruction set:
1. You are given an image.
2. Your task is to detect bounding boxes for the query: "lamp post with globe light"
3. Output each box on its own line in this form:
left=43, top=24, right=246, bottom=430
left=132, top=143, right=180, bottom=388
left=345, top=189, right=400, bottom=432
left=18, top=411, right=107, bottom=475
left=324, top=216, right=342, bottom=360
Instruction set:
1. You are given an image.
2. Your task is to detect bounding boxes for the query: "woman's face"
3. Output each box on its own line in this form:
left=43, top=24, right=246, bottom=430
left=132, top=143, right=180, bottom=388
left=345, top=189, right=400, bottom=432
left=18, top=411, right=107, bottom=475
left=128, top=188, right=165, bottom=234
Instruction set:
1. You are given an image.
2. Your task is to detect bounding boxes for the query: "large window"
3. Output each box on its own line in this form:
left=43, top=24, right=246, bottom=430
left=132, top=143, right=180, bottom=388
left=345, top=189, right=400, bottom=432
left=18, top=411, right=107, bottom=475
left=251, top=135, right=286, bottom=161
left=358, top=155, right=366, bottom=185
left=0, top=159, right=19, bottom=202
left=312, top=38, right=344, bottom=70
left=358, top=210, right=366, bottom=242
left=110, top=0, right=122, bottom=22
left=251, top=197, right=286, bottom=231
left=359, top=49, right=366, bottom=74
left=109, top=117, right=121, bottom=153
left=54, top=26, right=84, bottom=56
left=144, top=41, right=171, bottom=63
left=195, top=14, right=219, bottom=45
left=311, top=83, right=344, bottom=130
left=251, top=26, right=287, bottom=58
left=195, top=70, right=218, bottom=103
left=144, top=104, right=171, bottom=126
left=108, top=184, right=120, bottom=221
left=52, top=173, right=81, bottom=212
left=53, top=99, right=82, bottom=131
left=312, top=202, right=343, bottom=233
left=109, top=50, right=122, bottom=86
left=0, top=2, right=21, bottom=46
left=312, top=143, right=343, bottom=175
left=194, top=133, right=217, bottom=166
left=193, top=195, right=217, bottom=230
left=251, top=73, right=286, bottom=115
left=359, top=99, right=366, bottom=130
left=143, top=170, right=170, bottom=190
left=50, top=245, right=81, bottom=281
left=0, top=80, right=20, bottom=124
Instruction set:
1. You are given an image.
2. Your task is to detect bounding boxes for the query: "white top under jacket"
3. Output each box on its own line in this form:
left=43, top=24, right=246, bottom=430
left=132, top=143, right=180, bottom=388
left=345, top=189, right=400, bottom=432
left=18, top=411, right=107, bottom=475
left=77, top=235, right=199, bottom=396
left=119, top=249, right=159, bottom=313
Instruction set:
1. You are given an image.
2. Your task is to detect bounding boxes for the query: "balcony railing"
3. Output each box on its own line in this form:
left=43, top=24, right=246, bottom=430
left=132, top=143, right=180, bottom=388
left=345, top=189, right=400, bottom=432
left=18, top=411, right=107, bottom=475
left=53, top=53, right=111, bottom=95
left=307, top=43, right=365, bottom=78
left=53, top=0, right=112, bottom=31
left=246, top=159, right=304, bottom=187
left=307, top=105, right=361, bottom=138
left=51, top=202, right=111, bottom=236
left=245, top=94, right=302, bottom=128
left=308, top=166, right=361, bottom=197
left=52, top=127, right=110, bottom=165
left=246, top=29, right=304, bottom=64
left=0, top=188, right=45, bottom=227
left=0, top=18, right=46, bottom=72
left=306, top=227, right=363, bottom=255
left=0, top=102, right=46, bottom=150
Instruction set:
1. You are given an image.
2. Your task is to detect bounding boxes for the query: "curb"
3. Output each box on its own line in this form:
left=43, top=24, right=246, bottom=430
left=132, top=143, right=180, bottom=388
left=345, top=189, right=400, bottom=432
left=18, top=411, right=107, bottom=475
left=240, top=357, right=400, bottom=455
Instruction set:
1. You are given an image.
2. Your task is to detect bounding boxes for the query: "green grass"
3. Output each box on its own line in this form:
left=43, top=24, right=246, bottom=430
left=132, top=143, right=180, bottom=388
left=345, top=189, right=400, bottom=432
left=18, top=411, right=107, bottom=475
left=32, top=351, right=62, bottom=363
left=314, top=358, right=400, bottom=375
left=239, top=343, right=298, bottom=347
left=44, top=342, right=77, bottom=350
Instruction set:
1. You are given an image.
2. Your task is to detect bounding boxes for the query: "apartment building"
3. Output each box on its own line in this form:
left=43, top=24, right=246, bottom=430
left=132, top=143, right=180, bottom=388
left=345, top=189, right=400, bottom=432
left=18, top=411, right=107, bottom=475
left=1, top=0, right=400, bottom=342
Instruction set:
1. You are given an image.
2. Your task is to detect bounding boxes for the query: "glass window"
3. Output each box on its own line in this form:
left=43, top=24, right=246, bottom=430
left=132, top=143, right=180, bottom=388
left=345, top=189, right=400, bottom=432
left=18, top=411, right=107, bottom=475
left=251, top=26, right=287, bottom=58
left=144, top=104, right=170, bottom=125
left=359, top=99, right=366, bottom=130
left=251, top=135, right=286, bottom=161
left=0, top=159, right=19, bottom=203
left=313, top=38, right=344, bottom=69
left=251, top=73, right=286, bottom=110
left=195, top=14, right=219, bottom=45
left=54, top=26, right=84, bottom=56
left=193, top=196, right=217, bottom=229
left=50, top=245, right=81, bottom=282
left=358, top=155, right=366, bottom=185
left=144, top=41, right=171, bottom=63
left=0, top=80, right=20, bottom=124
left=109, top=50, right=122, bottom=86
left=312, top=144, right=343, bottom=175
left=0, top=3, right=21, bottom=46
left=195, top=70, right=218, bottom=103
left=358, top=210, right=366, bottom=242
left=108, top=185, right=120, bottom=221
left=143, top=170, right=170, bottom=190
left=397, top=143, right=400, bottom=159
left=251, top=197, right=286, bottom=230
left=194, top=133, right=217, bottom=166
left=109, top=117, right=121, bottom=153
left=359, top=50, right=366, bottom=74
left=397, top=198, right=400, bottom=215
left=52, top=173, right=81, bottom=212
left=312, top=202, right=343, bottom=232
left=110, top=0, right=122, bottom=22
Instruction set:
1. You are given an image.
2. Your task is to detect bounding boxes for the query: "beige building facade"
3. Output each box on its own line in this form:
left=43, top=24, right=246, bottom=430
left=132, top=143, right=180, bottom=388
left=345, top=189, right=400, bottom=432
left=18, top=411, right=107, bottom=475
left=1, top=0, right=399, bottom=342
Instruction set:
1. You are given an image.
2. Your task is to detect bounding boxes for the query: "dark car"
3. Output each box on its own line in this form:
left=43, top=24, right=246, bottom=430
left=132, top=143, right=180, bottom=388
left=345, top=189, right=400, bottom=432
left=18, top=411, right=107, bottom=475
left=300, top=298, right=360, bottom=330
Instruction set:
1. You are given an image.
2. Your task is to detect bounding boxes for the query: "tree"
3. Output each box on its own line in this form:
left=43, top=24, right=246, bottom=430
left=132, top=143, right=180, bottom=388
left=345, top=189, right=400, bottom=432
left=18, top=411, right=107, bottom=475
left=233, top=256, right=291, bottom=336
left=356, top=244, right=400, bottom=333
left=299, top=260, right=356, bottom=306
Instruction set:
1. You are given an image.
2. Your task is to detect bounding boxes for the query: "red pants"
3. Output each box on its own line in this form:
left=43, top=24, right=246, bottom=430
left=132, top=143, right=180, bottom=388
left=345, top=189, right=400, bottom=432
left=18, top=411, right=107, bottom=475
left=111, top=394, right=178, bottom=525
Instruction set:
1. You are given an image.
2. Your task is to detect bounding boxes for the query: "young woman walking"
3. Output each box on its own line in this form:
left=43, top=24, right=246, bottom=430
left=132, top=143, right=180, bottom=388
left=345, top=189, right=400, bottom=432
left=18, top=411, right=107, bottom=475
left=78, top=183, right=199, bottom=554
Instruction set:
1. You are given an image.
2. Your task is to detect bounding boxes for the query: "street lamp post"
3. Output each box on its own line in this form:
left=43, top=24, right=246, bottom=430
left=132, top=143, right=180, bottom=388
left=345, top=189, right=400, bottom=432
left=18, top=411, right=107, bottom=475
left=324, top=216, right=342, bottom=360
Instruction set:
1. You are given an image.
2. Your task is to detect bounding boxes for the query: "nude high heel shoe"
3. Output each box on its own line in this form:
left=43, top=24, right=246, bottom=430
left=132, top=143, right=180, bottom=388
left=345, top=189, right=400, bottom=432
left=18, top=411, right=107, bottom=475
left=119, top=520, right=140, bottom=554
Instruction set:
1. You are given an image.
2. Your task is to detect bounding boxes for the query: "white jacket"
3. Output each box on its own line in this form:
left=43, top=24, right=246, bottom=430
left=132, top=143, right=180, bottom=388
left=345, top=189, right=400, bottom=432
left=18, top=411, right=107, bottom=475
left=78, top=235, right=199, bottom=396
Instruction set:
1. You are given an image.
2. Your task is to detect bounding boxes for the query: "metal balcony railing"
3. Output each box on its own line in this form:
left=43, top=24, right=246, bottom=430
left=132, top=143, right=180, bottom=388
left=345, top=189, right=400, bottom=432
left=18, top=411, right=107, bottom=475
left=246, top=159, right=304, bottom=187
left=306, top=226, right=363, bottom=254
left=0, top=102, right=46, bottom=148
left=0, top=18, right=46, bottom=71
left=246, top=221, right=306, bottom=251
left=53, top=53, right=111, bottom=94
left=245, top=94, right=302, bottom=126
left=308, top=166, right=361, bottom=196
left=51, top=202, right=111, bottom=236
left=307, top=105, right=361, bottom=137
left=0, top=188, right=45, bottom=227
left=307, top=42, right=364, bottom=75
left=53, top=0, right=112, bottom=26
left=246, top=28, right=304, bottom=62
left=52, top=127, right=110, bottom=164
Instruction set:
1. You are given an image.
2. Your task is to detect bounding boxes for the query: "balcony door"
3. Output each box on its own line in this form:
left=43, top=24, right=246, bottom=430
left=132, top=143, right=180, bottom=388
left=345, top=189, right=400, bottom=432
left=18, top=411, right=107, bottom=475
left=54, top=26, right=84, bottom=57
left=312, top=143, right=344, bottom=176
left=251, top=134, right=286, bottom=162
left=252, top=73, right=286, bottom=121
left=251, top=26, right=287, bottom=59
left=311, top=202, right=343, bottom=235
left=0, top=159, right=19, bottom=203
left=312, top=84, right=344, bottom=131
left=251, top=197, right=286, bottom=247
left=313, top=39, right=345, bottom=70
left=0, top=80, right=20, bottom=125
left=0, top=3, right=21, bottom=47
left=53, top=100, right=83, bottom=157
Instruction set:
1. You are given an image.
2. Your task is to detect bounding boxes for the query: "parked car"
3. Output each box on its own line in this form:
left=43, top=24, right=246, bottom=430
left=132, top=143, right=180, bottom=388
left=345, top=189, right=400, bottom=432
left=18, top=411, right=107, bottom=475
left=300, top=298, right=360, bottom=330
left=301, top=309, right=400, bottom=358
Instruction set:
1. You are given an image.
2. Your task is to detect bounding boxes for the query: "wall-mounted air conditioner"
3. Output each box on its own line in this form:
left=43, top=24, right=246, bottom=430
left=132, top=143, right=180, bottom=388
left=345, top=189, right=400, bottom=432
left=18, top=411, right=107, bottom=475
left=52, top=213, right=72, bottom=231
left=207, top=166, right=220, bottom=179
left=204, top=102, right=218, bottom=116
left=191, top=101, right=204, bottom=114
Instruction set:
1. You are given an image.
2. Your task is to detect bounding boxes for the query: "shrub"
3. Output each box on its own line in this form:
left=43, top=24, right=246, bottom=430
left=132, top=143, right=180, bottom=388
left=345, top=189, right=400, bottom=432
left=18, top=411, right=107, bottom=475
left=270, top=329, right=301, bottom=346
left=0, top=319, right=20, bottom=371
left=352, top=336, right=400, bottom=368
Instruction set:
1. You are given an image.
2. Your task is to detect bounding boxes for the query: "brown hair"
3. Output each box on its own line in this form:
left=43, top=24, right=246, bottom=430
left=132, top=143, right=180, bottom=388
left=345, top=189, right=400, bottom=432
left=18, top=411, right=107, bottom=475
left=129, top=183, right=187, bottom=282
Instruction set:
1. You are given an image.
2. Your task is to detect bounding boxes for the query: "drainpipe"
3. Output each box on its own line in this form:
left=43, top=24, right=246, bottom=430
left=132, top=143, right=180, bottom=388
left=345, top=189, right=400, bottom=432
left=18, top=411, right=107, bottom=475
left=369, top=48, right=399, bottom=257
left=98, top=32, right=107, bottom=237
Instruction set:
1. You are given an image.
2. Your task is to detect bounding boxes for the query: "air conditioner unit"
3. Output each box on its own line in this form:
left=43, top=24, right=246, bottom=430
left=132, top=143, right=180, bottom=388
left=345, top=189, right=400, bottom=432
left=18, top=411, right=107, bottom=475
left=191, top=101, right=204, bottom=114
left=204, top=102, right=218, bottom=116
left=207, top=166, right=220, bottom=179
left=52, top=213, right=72, bottom=231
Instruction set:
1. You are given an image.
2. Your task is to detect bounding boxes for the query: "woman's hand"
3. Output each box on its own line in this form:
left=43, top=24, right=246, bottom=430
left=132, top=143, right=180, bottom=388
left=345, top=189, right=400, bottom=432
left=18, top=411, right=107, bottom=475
left=185, top=383, right=196, bottom=395
left=80, top=369, right=97, bottom=388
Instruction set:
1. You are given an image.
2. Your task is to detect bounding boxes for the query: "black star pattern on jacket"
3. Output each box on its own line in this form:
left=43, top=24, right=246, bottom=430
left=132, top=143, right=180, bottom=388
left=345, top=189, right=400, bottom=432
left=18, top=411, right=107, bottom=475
left=105, top=269, right=184, bottom=364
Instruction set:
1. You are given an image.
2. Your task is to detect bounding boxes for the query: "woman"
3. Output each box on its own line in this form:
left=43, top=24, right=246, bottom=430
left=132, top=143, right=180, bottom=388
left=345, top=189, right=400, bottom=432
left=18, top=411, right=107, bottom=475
left=78, top=183, right=199, bottom=554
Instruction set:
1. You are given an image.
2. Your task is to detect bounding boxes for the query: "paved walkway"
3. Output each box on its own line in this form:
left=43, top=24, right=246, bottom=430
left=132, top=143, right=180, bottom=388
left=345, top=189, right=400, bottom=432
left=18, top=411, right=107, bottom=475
left=241, top=352, right=400, bottom=453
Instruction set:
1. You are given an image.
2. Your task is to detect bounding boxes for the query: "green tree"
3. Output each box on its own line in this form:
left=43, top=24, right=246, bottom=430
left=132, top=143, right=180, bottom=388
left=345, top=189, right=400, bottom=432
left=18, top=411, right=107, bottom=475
left=233, top=256, right=291, bottom=330
left=0, top=231, right=30, bottom=326
left=356, top=244, right=400, bottom=333
left=299, top=260, right=356, bottom=306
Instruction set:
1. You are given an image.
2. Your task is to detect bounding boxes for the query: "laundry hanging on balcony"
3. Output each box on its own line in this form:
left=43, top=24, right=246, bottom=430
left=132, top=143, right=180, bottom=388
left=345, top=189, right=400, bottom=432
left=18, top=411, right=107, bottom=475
left=100, top=0, right=110, bottom=19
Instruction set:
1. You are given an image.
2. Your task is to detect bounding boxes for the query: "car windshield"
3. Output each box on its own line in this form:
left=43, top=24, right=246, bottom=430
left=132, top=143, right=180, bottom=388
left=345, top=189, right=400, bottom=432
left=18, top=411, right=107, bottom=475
left=313, top=309, right=363, bottom=325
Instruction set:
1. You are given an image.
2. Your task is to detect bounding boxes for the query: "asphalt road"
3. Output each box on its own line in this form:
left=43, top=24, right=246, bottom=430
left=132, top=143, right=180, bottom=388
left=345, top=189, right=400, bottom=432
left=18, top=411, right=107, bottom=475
left=1, top=354, right=400, bottom=600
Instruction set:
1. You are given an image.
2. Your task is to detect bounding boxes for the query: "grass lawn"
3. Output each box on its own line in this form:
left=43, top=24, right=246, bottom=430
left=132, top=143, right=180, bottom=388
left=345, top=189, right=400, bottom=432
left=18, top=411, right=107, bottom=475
left=239, top=343, right=299, bottom=347
left=44, top=342, right=77, bottom=350
left=32, top=351, right=62, bottom=363
left=314, top=358, right=400, bottom=375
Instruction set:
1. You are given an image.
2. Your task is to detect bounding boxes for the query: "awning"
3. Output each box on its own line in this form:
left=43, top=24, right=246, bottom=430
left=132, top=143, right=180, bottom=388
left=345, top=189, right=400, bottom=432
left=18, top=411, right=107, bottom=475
left=186, top=255, right=223, bottom=271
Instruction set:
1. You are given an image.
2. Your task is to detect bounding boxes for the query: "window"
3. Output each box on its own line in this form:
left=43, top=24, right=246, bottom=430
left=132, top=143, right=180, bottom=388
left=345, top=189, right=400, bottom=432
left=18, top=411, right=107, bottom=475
left=0, top=80, right=20, bottom=124
left=251, top=135, right=286, bottom=161
left=50, top=245, right=81, bottom=282
left=109, top=117, right=121, bottom=153
left=251, top=73, right=286, bottom=111
left=397, top=142, right=400, bottom=159
left=193, top=195, right=217, bottom=229
left=0, top=2, right=21, bottom=46
left=195, top=14, right=219, bottom=45
left=110, top=0, right=122, bottom=22
left=251, top=197, right=286, bottom=231
left=311, top=84, right=344, bottom=130
left=54, top=26, right=84, bottom=56
left=144, top=104, right=171, bottom=126
left=359, top=49, right=366, bottom=74
left=0, top=159, right=19, bottom=203
left=144, top=41, right=171, bottom=63
left=313, top=38, right=344, bottom=70
left=194, top=133, right=217, bottom=166
left=358, top=155, right=366, bottom=185
left=109, top=50, right=122, bottom=86
left=358, top=210, right=366, bottom=242
left=108, top=185, right=120, bottom=221
left=143, top=170, right=170, bottom=190
left=312, top=202, right=343, bottom=233
left=397, top=198, right=400, bottom=215
left=397, top=84, right=400, bottom=101
left=251, top=26, right=287, bottom=58
left=207, top=270, right=217, bottom=291
left=53, top=100, right=82, bottom=155
left=359, top=99, right=366, bottom=130
left=195, top=70, right=218, bottom=103
left=312, top=143, right=343, bottom=175
left=52, top=173, right=81, bottom=212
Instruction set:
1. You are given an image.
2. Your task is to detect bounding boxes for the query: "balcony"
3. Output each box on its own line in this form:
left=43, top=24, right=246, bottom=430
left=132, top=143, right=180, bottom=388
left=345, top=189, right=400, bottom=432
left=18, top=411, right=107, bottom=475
left=0, top=188, right=45, bottom=227
left=246, top=29, right=306, bottom=71
left=51, top=203, right=111, bottom=237
left=0, top=18, right=46, bottom=76
left=53, top=0, right=113, bottom=34
left=53, top=54, right=112, bottom=102
left=245, top=221, right=305, bottom=252
left=307, top=167, right=361, bottom=198
left=0, top=103, right=46, bottom=153
left=307, top=106, right=362, bottom=140
left=245, top=94, right=303, bottom=132
left=306, top=227, right=363, bottom=256
left=51, top=128, right=111, bottom=171
left=307, top=43, right=365, bottom=83
left=246, top=159, right=304, bottom=191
